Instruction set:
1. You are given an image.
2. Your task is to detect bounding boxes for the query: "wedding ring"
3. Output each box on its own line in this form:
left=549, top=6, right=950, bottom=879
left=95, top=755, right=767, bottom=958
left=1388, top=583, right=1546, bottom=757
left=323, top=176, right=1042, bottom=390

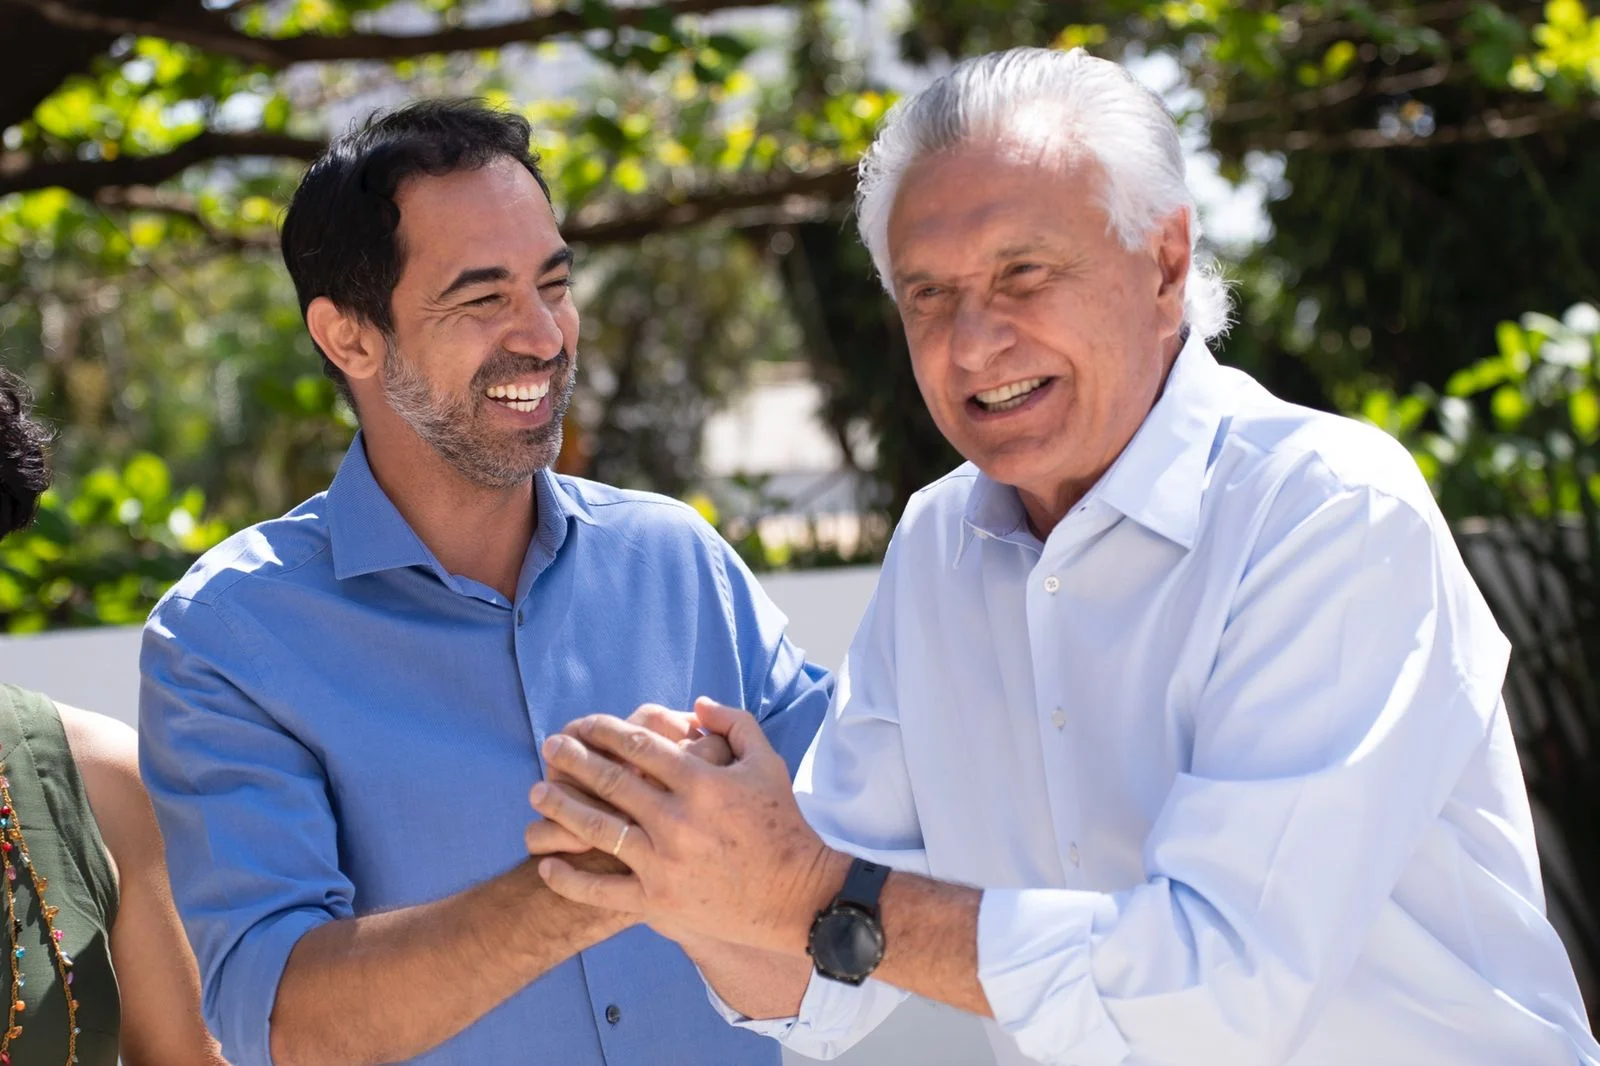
left=611, top=822, right=631, bottom=858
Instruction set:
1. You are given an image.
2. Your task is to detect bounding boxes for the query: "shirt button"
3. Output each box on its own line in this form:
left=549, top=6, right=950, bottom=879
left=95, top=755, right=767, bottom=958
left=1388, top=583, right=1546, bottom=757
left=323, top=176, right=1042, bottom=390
left=1043, top=575, right=1061, bottom=593
left=1050, top=708, right=1066, bottom=730
left=1069, top=844, right=1081, bottom=868
left=605, top=1004, right=621, bottom=1025
left=516, top=608, right=527, bottom=625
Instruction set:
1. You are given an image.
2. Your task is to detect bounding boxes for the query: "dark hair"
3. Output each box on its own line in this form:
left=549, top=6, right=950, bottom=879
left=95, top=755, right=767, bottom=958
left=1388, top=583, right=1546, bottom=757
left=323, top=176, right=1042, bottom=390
left=0, top=370, right=52, bottom=539
left=280, top=98, right=553, bottom=403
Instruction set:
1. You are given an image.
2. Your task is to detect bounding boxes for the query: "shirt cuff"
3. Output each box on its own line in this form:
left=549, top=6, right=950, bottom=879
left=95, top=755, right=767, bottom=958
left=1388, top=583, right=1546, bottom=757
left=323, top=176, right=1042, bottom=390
left=703, top=977, right=796, bottom=1039
left=211, top=907, right=334, bottom=1066
left=978, top=888, right=1131, bottom=1066
left=705, top=966, right=906, bottom=1060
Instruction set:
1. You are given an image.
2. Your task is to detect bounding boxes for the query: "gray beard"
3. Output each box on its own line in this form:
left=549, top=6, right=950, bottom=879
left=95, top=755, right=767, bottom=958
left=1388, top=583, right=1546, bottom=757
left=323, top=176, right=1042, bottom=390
left=381, top=343, right=576, bottom=489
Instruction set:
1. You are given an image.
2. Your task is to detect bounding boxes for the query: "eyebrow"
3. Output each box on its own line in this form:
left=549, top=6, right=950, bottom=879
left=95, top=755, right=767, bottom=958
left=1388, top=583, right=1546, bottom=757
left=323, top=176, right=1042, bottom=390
left=436, top=266, right=509, bottom=303
left=434, top=248, right=575, bottom=302
left=993, top=241, right=1050, bottom=259
left=893, top=239, right=1064, bottom=289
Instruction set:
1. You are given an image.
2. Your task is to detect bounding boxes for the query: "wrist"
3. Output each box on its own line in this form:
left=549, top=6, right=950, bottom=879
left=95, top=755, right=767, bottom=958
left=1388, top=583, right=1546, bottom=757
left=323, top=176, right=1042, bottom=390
left=510, top=859, right=639, bottom=942
left=776, top=846, right=853, bottom=957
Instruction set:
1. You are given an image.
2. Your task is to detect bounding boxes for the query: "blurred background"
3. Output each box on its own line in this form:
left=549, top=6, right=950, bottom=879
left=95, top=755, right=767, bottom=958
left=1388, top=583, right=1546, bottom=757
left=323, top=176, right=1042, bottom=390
left=1, top=0, right=1598, bottom=1029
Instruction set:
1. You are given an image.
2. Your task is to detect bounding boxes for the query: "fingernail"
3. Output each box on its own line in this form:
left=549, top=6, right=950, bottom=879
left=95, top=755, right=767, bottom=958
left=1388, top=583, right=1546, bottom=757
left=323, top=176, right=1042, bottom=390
left=537, top=858, right=554, bottom=879
left=543, top=734, right=568, bottom=757
left=530, top=782, right=548, bottom=803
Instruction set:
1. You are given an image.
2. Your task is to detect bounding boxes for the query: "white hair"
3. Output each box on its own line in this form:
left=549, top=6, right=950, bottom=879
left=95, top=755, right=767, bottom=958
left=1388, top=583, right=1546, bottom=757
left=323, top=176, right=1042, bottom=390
left=856, top=47, right=1232, bottom=340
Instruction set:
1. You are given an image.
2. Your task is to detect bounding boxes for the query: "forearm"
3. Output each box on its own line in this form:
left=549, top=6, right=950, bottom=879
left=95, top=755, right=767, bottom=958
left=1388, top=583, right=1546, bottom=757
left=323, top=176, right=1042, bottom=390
left=270, top=859, right=633, bottom=1066
left=873, top=871, right=991, bottom=1017
left=679, top=933, right=814, bottom=1020
left=678, top=873, right=987, bottom=1022
left=778, top=851, right=992, bottom=1019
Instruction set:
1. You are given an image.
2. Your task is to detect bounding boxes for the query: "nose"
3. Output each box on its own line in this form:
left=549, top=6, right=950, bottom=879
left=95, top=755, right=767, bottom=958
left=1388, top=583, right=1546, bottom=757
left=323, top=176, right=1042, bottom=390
left=502, top=289, right=567, bottom=360
left=948, top=293, right=1014, bottom=373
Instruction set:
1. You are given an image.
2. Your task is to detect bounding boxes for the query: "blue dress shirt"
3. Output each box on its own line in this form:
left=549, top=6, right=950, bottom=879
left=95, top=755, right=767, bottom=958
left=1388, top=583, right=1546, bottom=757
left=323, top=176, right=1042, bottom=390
left=139, top=437, right=832, bottom=1066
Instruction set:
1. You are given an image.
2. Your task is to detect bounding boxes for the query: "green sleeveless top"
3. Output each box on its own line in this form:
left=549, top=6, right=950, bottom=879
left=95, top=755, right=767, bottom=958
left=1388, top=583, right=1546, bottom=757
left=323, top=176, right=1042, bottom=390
left=0, top=685, right=119, bottom=1066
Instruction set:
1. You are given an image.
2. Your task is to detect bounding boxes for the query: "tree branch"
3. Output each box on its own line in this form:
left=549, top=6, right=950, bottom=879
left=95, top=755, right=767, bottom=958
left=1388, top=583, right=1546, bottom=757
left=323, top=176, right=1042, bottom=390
left=1213, top=61, right=1453, bottom=126
left=3, top=0, right=768, bottom=70
left=93, top=185, right=279, bottom=250
left=1286, top=0, right=1483, bottom=48
left=0, top=1, right=117, bottom=130
left=0, top=0, right=283, bottom=63
left=562, top=163, right=857, bottom=244
left=0, top=131, right=324, bottom=197
left=1254, top=99, right=1600, bottom=152
left=12, top=145, right=854, bottom=256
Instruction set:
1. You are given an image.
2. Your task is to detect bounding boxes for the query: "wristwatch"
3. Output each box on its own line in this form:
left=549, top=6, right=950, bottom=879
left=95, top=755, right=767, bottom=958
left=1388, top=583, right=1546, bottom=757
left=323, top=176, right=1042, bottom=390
left=806, top=857, right=890, bottom=985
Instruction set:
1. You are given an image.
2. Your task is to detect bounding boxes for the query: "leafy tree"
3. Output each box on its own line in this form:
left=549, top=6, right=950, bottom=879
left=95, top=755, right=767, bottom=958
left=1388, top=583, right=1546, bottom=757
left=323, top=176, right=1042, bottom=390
left=6, top=0, right=1596, bottom=523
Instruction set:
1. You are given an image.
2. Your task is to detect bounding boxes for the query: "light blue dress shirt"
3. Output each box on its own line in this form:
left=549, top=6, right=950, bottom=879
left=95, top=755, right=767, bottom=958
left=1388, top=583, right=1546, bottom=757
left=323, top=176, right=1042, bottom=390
left=139, top=437, right=831, bottom=1066
left=721, top=335, right=1600, bottom=1065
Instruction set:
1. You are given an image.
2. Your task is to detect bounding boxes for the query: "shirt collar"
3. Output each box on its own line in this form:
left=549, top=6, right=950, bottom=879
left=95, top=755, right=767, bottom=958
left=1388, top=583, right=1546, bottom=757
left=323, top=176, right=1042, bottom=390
left=326, top=433, right=595, bottom=583
left=1092, top=332, right=1235, bottom=551
left=955, top=470, right=1037, bottom=564
left=954, top=332, right=1236, bottom=564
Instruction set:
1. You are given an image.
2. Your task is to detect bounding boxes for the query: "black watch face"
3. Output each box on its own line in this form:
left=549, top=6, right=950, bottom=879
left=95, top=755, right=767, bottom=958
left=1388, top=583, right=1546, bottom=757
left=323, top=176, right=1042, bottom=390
left=810, top=906, right=886, bottom=983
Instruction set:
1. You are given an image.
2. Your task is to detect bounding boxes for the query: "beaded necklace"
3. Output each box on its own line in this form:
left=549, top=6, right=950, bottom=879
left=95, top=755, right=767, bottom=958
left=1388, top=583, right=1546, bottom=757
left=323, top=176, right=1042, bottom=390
left=0, top=741, right=78, bottom=1066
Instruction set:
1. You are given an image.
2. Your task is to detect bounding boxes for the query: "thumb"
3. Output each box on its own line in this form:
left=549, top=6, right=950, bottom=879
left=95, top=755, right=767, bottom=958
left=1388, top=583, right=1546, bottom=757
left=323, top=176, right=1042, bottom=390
left=693, top=696, right=767, bottom=761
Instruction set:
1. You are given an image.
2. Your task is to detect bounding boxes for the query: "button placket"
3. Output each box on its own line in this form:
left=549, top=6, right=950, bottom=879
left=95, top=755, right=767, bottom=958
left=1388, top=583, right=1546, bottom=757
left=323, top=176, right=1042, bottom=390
left=1027, top=571, right=1083, bottom=887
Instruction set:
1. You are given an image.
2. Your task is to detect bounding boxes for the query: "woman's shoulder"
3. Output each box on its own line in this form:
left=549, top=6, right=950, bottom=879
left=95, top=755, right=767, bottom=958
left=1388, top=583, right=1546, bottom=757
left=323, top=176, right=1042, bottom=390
left=57, top=703, right=151, bottom=887
left=56, top=702, right=137, bottom=769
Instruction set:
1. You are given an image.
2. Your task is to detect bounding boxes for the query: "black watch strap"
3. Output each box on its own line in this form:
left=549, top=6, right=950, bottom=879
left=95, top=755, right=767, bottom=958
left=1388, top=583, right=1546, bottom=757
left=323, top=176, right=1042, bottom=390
left=835, top=858, right=891, bottom=914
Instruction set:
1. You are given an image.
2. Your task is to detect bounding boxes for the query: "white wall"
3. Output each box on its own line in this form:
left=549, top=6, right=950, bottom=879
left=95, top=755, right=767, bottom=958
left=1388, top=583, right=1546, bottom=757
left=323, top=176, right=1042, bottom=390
left=0, top=567, right=996, bottom=1066
left=0, top=624, right=144, bottom=728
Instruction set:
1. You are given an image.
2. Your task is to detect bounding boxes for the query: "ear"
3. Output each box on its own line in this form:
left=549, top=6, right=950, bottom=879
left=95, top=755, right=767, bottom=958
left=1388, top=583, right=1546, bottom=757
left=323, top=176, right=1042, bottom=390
left=1151, top=206, right=1192, bottom=341
left=306, top=297, right=386, bottom=384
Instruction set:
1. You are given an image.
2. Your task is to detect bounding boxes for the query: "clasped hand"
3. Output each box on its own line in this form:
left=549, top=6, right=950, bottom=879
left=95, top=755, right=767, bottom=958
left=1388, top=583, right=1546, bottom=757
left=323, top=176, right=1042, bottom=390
left=524, top=698, right=838, bottom=957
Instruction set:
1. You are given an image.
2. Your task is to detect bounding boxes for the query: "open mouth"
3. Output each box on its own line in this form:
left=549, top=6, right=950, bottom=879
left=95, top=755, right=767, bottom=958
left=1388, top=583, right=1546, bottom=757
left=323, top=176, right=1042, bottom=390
left=971, top=376, right=1052, bottom=413
left=485, top=380, right=551, bottom=412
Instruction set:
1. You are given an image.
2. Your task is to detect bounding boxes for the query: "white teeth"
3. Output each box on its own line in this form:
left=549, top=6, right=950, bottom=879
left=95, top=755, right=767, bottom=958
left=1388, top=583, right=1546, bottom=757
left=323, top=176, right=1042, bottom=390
left=486, top=381, right=550, bottom=403
left=974, top=377, right=1047, bottom=406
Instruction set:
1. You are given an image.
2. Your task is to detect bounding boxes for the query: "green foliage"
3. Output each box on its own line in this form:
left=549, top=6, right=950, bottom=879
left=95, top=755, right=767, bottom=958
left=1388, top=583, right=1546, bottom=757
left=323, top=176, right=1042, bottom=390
left=3, top=0, right=1600, bottom=587
left=1510, top=0, right=1600, bottom=100
left=0, top=453, right=232, bottom=632
left=1358, top=303, right=1600, bottom=520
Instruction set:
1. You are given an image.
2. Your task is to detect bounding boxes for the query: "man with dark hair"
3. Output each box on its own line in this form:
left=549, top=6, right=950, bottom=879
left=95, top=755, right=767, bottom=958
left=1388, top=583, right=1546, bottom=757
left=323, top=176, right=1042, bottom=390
left=138, top=99, right=831, bottom=1066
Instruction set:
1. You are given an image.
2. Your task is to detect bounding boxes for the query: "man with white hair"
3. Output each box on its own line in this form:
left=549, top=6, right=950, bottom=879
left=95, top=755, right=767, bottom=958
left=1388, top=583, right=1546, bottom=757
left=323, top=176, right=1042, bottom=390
left=523, top=47, right=1600, bottom=1065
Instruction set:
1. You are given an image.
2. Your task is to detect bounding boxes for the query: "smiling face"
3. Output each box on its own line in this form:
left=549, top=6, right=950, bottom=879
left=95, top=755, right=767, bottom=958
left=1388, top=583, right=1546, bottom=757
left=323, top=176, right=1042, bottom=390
left=887, top=140, right=1191, bottom=529
left=371, top=155, right=579, bottom=487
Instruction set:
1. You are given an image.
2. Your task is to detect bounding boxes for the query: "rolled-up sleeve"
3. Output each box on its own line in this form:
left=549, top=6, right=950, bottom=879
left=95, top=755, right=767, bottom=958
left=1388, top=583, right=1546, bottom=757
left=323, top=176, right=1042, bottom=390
left=711, top=543, right=926, bottom=1058
left=977, top=484, right=1511, bottom=1066
left=139, top=594, right=355, bottom=1066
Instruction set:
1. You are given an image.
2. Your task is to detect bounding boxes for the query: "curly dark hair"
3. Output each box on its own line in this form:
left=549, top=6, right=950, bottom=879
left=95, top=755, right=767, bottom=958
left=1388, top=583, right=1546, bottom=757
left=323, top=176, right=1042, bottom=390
left=0, top=370, right=53, bottom=539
